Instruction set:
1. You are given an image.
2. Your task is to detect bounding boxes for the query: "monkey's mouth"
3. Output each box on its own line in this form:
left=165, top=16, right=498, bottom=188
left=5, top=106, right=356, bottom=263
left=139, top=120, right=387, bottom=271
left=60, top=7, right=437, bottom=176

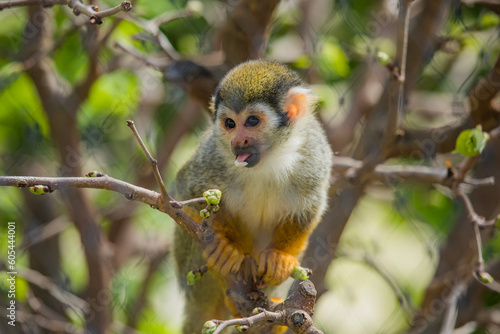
left=234, top=152, right=261, bottom=168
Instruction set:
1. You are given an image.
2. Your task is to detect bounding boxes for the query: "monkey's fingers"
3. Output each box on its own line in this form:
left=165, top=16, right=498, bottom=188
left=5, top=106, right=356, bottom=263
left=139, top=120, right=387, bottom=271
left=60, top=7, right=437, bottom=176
left=219, top=248, right=244, bottom=276
left=204, top=235, right=246, bottom=278
left=239, top=255, right=258, bottom=284
left=205, top=240, right=226, bottom=269
left=259, top=249, right=298, bottom=286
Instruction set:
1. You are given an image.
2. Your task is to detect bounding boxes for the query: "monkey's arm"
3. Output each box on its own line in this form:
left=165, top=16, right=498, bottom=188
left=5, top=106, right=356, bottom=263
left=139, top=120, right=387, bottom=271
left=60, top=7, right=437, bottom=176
left=259, top=218, right=318, bottom=286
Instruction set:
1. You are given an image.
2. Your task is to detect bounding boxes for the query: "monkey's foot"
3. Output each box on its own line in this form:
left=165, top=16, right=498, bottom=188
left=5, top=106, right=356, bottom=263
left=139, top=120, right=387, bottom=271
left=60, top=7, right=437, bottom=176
left=204, top=234, right=245, bottom=277
left=258, top=249, right=298, bottom=286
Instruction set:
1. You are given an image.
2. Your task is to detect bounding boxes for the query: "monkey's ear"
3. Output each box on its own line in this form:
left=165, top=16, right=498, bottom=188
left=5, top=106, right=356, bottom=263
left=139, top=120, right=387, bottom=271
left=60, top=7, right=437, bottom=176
left=284, top=87, right=310, bottom=122
left=209, top=95, right=216, bottom=115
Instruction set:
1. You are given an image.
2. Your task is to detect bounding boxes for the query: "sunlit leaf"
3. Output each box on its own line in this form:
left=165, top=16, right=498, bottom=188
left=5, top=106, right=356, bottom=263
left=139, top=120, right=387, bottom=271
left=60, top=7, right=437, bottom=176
left=453, top=125, right=489, bottom=157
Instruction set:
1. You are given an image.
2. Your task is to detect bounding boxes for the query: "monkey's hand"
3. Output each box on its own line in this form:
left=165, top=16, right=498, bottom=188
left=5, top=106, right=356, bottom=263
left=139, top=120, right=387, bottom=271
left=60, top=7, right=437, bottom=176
left=203, top=233, right=247, bottom=278
left=258, top=249, right=298, bottom=286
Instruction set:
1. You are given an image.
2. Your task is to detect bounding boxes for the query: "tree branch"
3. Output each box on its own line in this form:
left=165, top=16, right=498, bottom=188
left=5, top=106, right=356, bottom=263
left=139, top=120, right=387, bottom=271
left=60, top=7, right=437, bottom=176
left=332, top=156, right=494, bottom=187
left=0, top=0, right=132, bottom=23
left=127, top=120, right=170, bottom=202
left=211, top=280, right=323, bottom=334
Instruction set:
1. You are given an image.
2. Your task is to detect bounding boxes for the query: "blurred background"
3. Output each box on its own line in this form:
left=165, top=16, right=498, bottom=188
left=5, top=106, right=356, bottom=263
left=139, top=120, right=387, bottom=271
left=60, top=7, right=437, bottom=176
left=0, top=0, right=499, bottom=333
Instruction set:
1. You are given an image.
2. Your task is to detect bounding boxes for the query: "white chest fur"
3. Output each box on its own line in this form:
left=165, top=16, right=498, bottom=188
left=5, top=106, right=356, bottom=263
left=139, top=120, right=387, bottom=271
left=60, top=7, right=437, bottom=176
left=223, top=134, right=305, bottom=238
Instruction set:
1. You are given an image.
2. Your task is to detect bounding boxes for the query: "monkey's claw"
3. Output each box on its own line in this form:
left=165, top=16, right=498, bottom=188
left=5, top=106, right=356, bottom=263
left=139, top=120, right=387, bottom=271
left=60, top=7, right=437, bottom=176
left=204, top=234, right=245, bottom=277
left=258, top=249, right=298, bottom=286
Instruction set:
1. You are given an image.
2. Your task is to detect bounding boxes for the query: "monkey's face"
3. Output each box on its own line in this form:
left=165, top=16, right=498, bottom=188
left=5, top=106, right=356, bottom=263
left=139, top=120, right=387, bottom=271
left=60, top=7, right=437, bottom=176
left=211, top=60, right=312, bottom=168
left=216, top=103, right=280, bottom=168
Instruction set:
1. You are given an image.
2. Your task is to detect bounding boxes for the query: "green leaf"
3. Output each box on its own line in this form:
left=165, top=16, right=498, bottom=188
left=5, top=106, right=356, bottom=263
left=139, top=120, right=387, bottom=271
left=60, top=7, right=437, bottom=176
left=453, top=125, right=489, bottom=157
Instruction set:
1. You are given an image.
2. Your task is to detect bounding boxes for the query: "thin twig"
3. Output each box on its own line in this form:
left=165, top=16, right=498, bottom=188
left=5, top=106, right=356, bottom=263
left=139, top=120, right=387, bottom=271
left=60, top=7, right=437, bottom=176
left=0, top=0, right=66, bottom=9
left=127, top=120, right=171, bottom=202
left=20, top=217, right=70, bottom=251
left=439, top=282, right=465, bottom=334
left=332, top=156, right=494, bottom=187
left=114, top=41, right=165, bottom=69
left=0, top=0, right=132, bottom=23
left=213, top=309, right=284, bottom=334
left=127, top=10, right=190, bottom=60
left=456, top=189, right=500, bottom=290
left=170, top=197, right=206, bottom=209
left=14, top=265, right=89, bottom=312
left=341, top=252, right=414, bottom=319
left=153, top=8, right=193, bottom=26
left=385, top=0, right=413, bottom=145
left=347, top=0, right=414, bottom=179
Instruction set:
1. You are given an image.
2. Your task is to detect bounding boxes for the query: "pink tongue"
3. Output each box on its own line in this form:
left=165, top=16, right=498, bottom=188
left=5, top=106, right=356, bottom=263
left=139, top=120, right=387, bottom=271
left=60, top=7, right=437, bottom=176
left=236, top=153, right=251, bottom=163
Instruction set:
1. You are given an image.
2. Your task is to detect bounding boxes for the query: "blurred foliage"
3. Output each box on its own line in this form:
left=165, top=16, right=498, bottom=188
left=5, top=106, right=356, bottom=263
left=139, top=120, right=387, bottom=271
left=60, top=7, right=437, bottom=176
left=0, top=1, right=499, bottom=333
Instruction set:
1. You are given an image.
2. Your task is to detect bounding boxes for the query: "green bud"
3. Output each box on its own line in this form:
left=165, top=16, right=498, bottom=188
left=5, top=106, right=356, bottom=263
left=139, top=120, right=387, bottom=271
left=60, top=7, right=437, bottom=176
left=29, top=185, right=50, bottom=195
left=453, top=125, right=489, bottom=157
left=86, top=171, right=104, bottom=177
left=204, top=189, right=222, bottom=205
left=187, top=271, right=202, bottom=285
left=212, top=205, right=220, bottom=212
left=236, top=325, right=249, bottom=332
left=252, top=308, right=261, bottom=315
left=202, top=321, right=217, bottom=334
left=477, top=271, right=494, bottom=284
left=200, top=209, right=210, bottom=219
left=376, top=51, right=391, bottom=66
left=291, top=266, right=310, bottom=281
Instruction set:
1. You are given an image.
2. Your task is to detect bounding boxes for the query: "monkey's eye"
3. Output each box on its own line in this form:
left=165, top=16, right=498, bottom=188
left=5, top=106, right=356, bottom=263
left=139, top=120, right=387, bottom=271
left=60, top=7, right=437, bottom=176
left=224, top=118, right=236, bottom=129
left=245, top=116, right=260, bottom=127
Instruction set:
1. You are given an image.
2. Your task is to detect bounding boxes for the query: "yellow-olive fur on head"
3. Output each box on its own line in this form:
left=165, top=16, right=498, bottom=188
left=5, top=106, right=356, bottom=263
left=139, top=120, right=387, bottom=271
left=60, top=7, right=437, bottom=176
left=174, top=59, right=332, bottom=334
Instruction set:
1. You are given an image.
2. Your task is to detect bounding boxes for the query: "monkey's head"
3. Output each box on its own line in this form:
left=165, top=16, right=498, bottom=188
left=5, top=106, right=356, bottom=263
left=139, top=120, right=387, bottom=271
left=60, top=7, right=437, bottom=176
left=211, top=60, right=315, bottom=169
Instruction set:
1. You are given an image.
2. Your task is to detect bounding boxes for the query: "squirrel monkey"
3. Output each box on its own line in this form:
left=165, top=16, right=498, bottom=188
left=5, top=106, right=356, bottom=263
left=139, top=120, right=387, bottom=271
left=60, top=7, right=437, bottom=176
left=173, top=60, right=332, bottom=333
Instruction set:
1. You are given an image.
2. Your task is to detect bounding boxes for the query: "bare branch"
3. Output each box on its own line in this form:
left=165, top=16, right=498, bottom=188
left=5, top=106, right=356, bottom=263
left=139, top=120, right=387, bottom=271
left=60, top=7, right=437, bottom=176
left=0, top=0, right=66, bottom=9
left=127, top=120, right=171, bottom=202
left=0, top=175, right=160, bottom=206
left=439, top=283, right=466, bottom=334
left=127, top=9, right=192, bottom=60
left=114, top=41, right=164, bottom=69
left=457, top=189, right=499, bottom=288
left=0, top=0, right=132, bottom=23
left=346, top=0, right=415, bottom=179
left=15, top=265, right=89, bottom=313
left=170, top=197, right=206, bottom=209
left=385, top=0, right=414, bottom=151
left=340, top=252, right=414, bottom=319
left=212, top=309, right=285, bottom=334
left=332, top=156, right=494, bottom=187
left=211, top=280, right=323, bottom=333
